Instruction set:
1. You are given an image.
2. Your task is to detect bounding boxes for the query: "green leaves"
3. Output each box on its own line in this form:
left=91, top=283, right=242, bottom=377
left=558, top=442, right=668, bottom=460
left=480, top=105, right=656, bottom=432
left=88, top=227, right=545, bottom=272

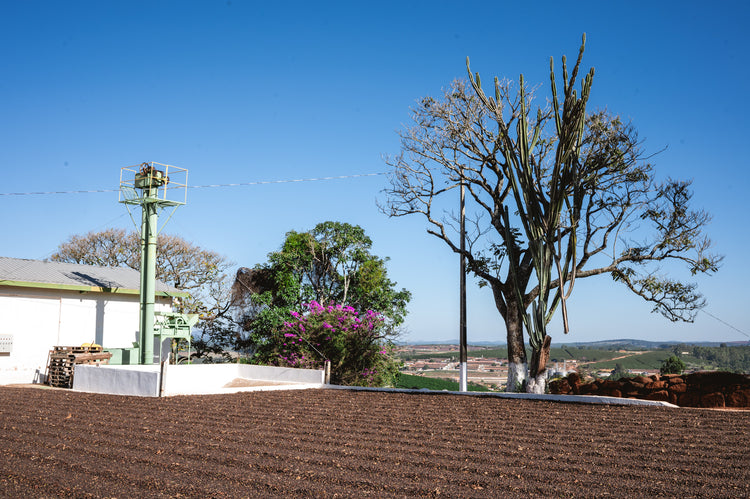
left=234, top=221, right=411, bottom=375
left=660, top=354, right=685, bottom=375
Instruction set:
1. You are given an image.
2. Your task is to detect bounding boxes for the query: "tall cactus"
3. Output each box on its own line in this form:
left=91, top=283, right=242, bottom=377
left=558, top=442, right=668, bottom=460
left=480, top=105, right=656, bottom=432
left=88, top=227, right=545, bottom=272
left=467, top=34, right=594, bottom=389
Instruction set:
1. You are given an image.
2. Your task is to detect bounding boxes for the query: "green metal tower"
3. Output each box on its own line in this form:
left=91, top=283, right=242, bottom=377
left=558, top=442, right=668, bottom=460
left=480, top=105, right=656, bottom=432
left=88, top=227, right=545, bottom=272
left=119, top=162, right=190, bottom=364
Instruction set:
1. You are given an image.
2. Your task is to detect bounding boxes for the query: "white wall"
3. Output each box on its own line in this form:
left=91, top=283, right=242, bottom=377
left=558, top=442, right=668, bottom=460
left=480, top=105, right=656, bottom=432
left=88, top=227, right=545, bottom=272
left=74, top=364, right=161, bottom=397
left=73, top=363, right=325, bottom=397
left=165, top=364, right=326, bottom=394
left=0, top=286, right=171, bottom=385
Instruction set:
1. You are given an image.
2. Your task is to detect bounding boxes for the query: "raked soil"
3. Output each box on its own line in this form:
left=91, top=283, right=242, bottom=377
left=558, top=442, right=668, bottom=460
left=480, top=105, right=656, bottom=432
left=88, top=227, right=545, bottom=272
left=1, top=386, right=749, bottom=498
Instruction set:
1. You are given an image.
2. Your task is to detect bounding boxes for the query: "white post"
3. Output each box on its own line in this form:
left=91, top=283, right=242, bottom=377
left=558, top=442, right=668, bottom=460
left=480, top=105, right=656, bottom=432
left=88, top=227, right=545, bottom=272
left=158, top=358, right=168, bottom=397
left=459, top=362, right=467, bottom=392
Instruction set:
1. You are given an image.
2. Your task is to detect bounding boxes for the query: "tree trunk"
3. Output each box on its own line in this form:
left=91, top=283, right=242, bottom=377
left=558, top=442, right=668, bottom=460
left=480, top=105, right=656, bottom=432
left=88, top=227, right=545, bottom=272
left=493, top=287, right=528, bottom=392
left=527, top=335, right=551, bottom=394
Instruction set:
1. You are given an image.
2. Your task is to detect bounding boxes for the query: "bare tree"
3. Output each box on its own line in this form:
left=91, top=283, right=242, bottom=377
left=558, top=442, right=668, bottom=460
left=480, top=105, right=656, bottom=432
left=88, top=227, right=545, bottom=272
left=51, top=228, right=236, bottom=358
left=381, top=36, right=721, bottom=392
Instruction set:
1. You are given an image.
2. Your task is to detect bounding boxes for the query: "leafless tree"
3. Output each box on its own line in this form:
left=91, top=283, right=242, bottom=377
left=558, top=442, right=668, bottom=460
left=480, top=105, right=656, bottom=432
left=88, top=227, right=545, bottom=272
left=52, top=228, right=236, bottom=358
left=381, top=37, right=721, bottom=392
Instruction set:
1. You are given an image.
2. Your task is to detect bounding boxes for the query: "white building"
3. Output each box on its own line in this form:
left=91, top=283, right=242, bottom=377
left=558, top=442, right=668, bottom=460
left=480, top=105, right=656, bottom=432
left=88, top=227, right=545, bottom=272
left=0, top=257, right=183, bottom=385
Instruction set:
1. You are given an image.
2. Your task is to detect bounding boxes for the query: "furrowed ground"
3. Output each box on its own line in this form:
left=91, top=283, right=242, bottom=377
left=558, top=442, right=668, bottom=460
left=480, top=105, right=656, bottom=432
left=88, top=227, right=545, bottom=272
left=1, top=386, right=748, bottom=498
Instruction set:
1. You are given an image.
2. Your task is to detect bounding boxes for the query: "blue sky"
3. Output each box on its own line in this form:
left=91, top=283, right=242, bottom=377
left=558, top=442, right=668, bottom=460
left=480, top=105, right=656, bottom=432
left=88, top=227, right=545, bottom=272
left=1, top=1, right=748, bottom=345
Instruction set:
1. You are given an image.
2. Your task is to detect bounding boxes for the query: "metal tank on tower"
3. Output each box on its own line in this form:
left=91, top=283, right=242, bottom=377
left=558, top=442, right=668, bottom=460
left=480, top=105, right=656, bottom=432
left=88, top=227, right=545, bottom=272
left=112, top=162, right=198, bottom=365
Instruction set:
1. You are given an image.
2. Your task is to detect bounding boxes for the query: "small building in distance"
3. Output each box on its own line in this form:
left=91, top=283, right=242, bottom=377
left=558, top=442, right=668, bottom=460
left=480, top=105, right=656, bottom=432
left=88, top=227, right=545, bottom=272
left=0, top=257, right=183, bottom=385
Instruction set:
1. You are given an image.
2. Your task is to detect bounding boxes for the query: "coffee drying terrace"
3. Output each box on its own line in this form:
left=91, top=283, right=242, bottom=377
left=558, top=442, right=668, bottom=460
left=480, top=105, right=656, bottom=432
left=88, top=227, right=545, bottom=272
left=1, top=386, right=748, bottom=497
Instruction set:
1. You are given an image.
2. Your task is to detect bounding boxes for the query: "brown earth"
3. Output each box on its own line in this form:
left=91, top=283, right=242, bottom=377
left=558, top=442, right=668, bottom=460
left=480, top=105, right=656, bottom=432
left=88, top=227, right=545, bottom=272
left=222, top=378, right=299, bottom=388
left=1, top=386, right=749, bottom=498
left=550, top=371, right=750, bottom=408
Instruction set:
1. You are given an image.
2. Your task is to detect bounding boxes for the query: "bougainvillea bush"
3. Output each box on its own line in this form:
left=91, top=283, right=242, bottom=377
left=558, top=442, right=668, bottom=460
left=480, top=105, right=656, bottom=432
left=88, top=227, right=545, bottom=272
left=266, top=301, right=400, bottom=387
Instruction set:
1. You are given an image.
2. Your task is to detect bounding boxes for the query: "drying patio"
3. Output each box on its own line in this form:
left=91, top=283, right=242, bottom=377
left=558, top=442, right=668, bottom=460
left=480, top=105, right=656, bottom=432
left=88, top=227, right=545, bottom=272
left=1, top=386, right=748, bottom=497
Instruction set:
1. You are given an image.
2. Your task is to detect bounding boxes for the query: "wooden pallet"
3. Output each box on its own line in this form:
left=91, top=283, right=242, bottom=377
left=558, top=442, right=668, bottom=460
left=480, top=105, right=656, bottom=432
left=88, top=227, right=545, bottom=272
left=45, top=345, right=113, bottom=388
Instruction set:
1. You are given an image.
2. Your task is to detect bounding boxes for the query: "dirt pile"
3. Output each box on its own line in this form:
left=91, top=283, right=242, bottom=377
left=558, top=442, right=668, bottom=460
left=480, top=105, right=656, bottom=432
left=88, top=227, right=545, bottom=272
left=549, top=371, right=750, bottom=408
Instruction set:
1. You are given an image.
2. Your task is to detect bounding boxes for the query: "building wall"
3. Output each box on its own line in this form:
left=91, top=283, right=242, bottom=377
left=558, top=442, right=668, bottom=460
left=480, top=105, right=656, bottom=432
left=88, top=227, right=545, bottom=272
left=0, top=286, right=171, bottom=385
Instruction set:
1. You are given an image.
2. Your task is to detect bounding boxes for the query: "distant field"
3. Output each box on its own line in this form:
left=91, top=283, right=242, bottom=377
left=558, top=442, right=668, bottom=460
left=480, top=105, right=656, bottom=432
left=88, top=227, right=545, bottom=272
left=548, top=348, right=624, bottom=363
left=582, top=351, right=670, bottom=370
left=400, top=347, right=625, bottom=363
left=396, top=373, right=491, bottom=392
left=399, top=348, right=507, bottom=360
left=399, top=344, right=750, bottom=373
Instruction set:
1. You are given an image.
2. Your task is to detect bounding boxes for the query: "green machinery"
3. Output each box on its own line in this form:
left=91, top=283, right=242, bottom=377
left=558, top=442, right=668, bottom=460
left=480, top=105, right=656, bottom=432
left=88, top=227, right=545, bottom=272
left=109, top=162, right=196, bottom=365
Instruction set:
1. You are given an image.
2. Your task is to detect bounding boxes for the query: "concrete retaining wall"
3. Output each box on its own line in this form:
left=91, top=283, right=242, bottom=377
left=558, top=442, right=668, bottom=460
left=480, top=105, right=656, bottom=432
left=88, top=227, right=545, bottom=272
left=74, top=364, right=160, bottom=397
left=164, top=364, right=325, bottom=395
left=73, top=363, right=325, bottom=397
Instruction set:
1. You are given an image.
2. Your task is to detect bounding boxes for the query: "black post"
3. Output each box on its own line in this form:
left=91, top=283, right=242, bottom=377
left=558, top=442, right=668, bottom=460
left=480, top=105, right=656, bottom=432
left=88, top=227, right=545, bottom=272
left=459, top=181, right=467, bottom=392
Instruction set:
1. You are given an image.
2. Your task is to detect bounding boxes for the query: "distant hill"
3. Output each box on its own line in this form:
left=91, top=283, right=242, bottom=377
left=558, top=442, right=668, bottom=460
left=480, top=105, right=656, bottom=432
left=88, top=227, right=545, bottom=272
left=397, top=340, right=504, bottom=347
left=400, top=339, right=750, bottom=349
left=559, top=339, right=750, bottom=349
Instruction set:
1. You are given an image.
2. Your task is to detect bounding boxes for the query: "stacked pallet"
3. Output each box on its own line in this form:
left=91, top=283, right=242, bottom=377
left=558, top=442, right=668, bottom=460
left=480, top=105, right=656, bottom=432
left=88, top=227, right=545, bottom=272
left=45, top=345, right=113, bottom=389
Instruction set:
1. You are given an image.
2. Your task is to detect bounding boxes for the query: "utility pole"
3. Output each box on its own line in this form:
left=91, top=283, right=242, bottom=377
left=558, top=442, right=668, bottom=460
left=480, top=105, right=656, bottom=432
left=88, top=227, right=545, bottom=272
left=459, top=179, right=468, bottom=392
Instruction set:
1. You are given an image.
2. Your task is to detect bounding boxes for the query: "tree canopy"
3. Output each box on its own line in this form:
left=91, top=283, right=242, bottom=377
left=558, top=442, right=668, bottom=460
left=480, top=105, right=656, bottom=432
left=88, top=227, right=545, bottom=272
left=232, top=221, right=410, bottom=386
left=382, top=35, right=720, bottom=392
left=660, top=355, right=686, bottom=375
left=51, top=228, right=235, bottom=358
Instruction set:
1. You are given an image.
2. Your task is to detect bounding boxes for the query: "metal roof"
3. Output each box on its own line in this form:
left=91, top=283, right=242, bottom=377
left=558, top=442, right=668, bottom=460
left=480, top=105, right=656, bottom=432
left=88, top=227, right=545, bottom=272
left=0, top=256, right=186, bottom=296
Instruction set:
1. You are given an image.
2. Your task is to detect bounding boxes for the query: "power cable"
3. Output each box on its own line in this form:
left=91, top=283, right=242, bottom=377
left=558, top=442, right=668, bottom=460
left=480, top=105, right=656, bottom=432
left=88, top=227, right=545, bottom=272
left=699, top=309, right=749, bottom=339
left=4, top=170, right=747, bottom=343
left=0, top=188, right=119, bottom=196
left=0, top=172, right=387, bottom=197
left=188, top=172, right=385, bottom=189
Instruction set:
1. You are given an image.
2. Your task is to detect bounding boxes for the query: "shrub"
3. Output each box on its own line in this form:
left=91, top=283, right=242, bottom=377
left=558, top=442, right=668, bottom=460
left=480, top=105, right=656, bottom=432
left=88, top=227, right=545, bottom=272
left=270, top=301, right=400, bottom=387
left=660, top=354, right=686, bottom=375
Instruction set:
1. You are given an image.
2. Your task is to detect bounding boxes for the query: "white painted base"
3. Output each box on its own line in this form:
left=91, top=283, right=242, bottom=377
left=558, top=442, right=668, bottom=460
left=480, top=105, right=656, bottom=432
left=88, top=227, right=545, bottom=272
left=506, top=362, right=527, bottom=392
left=526, top=373, right=547, bottom=394
left=459, top=362, right=467, bottom=392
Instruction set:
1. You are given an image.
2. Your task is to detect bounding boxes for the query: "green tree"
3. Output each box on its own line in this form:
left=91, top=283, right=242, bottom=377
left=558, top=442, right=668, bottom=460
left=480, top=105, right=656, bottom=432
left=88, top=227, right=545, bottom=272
left=51, top=228, right=235, bottom=359
left=382, top=35, right=720, bottom=393
left=609, top=363, right=631, bottom=381
left=660, top=355, right=686, bottom=375
left=232, top=221, right=411, bottom=384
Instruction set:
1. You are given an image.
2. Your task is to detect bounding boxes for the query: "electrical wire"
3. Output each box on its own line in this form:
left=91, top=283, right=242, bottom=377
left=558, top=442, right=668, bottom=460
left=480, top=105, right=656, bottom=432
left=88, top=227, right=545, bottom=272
left=0, top=188, right=119, bottom=196
left=699, top=309, right=750, bottom=339
left=189, top=172, right=386, bottom=189
left=3, top=169, right=747, bottom=342
left=0, top=172, right=387, bottom=197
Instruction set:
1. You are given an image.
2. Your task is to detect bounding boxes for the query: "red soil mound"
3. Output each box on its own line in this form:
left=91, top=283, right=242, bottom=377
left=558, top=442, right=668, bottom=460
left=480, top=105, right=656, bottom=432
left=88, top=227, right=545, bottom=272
left=550, top=371, right=750, bottom=408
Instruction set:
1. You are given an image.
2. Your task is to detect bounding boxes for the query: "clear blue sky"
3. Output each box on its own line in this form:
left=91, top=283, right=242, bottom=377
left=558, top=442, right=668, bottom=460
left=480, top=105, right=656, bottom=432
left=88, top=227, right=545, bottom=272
left=1, top=1, right=748, bottom=345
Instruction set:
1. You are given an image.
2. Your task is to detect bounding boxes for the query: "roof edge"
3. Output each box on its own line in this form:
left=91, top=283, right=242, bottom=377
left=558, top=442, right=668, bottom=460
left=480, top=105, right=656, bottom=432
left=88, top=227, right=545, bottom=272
left=0, top=279, right=190, bottom=298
